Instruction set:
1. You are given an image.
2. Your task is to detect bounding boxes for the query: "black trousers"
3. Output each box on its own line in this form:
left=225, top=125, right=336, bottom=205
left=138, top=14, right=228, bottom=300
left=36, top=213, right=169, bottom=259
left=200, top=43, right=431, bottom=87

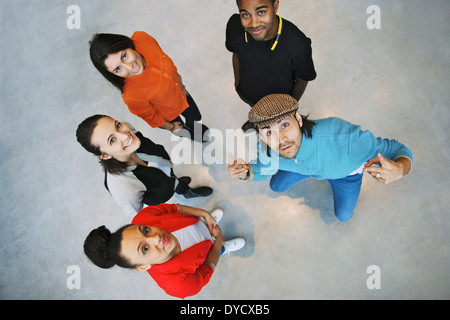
left=170, top=92, right=202, bottom=129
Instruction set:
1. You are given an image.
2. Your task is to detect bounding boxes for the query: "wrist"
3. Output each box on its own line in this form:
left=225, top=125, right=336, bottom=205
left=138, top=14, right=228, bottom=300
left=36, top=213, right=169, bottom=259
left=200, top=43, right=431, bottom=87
left=204, top=262, right=216, bottom=271
left=201, top=210, right=211, bottom=221
left=214, top=237, right=224, bottom=247
left=396, top=156, right=411, bottom=177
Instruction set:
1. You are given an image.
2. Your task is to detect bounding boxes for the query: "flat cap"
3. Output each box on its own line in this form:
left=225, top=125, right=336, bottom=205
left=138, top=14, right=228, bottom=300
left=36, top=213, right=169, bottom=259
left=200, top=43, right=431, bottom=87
left=248, top=94, right=299, bottom=130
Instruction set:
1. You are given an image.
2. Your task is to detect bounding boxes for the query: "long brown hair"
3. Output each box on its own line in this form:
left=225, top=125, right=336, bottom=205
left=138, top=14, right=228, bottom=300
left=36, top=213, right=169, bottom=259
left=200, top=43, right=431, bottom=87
left=89, top=33, right=136, bottom=93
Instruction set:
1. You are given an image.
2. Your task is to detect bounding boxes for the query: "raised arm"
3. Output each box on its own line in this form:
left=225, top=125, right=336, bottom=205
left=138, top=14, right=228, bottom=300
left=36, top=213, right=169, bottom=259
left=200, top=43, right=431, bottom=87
left=364, top=153, right=411, bottom=184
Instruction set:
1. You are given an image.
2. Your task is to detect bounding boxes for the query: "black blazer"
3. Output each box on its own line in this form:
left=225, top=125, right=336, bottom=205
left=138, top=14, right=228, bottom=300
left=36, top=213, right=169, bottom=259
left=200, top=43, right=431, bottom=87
left=104, top=131, right=176, bottom=207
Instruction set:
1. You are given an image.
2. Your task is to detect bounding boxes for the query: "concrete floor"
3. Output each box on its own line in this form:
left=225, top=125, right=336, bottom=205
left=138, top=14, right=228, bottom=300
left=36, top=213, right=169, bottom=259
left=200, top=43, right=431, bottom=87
left=1, top=0, right=449, bottom=300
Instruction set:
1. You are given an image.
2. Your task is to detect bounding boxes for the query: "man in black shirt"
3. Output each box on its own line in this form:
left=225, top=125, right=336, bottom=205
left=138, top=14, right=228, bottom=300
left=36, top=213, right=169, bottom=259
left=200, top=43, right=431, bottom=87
left=226, top=0, right=317, bottom=130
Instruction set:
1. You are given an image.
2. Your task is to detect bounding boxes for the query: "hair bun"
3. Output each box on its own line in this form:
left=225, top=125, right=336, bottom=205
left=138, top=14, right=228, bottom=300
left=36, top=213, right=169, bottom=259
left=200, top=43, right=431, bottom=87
left=84, top=225, right=116, bottom=269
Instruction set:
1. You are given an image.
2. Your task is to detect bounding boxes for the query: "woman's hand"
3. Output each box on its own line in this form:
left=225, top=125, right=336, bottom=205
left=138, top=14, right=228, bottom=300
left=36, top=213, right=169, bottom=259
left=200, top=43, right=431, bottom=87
left=170, top=121, right=184, bottom=132
left=162, top=121, right=183, bottom=132
left=364, top=153, right=411, bottom=184
left=210, top=225, right=223, bottom=243
left=203, top=212, right=218, bottom=233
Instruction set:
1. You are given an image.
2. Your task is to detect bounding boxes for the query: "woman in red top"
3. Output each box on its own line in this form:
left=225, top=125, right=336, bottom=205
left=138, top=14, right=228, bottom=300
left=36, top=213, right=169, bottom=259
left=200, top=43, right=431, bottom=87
left=84, top=203, right=245, bottom=299
left=89, top=31, right=209, bottom=142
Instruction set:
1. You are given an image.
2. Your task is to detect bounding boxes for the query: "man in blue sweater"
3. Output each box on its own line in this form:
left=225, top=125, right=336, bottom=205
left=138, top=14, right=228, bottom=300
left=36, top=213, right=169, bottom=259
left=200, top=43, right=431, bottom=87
left=228, top=94, right=413, bottom=222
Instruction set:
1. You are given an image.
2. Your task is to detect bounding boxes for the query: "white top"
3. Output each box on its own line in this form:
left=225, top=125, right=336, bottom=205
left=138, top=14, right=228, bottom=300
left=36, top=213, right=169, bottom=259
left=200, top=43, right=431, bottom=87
left=171, top=220, right=213, bottom=251
left=348, top=163, right=366, bottom=176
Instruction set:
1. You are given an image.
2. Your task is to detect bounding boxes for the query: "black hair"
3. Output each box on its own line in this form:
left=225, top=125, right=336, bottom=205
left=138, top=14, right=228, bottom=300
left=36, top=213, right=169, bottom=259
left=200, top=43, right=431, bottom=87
left=89, top=33, right=136, bottom=93
left=297, top=113, right=316, bottom=139
left=83, top=225, right=136, bottom=269
left=76, top=114, right=128, bottom=175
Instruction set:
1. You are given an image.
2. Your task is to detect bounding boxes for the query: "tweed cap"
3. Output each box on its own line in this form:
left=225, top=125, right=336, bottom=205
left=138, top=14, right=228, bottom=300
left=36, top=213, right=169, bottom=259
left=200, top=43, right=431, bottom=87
left=248, top=94, right=299, bottom=129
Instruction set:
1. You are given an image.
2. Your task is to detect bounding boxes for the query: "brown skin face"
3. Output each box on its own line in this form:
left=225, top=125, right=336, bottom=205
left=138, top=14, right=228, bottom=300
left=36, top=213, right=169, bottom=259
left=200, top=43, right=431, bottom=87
left=238, top=0, right=280, bottom=41
left=120, top=225, right=182, bottom=271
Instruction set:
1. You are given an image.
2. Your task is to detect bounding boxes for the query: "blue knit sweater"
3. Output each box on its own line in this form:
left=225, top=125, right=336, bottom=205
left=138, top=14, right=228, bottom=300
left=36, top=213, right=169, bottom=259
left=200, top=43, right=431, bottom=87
left=250, top=117, right=413, bottom=181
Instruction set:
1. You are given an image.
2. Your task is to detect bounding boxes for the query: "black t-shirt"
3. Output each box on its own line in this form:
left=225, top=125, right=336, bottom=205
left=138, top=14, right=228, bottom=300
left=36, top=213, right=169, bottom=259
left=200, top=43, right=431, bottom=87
left=226, top=14, right=317, bottom=105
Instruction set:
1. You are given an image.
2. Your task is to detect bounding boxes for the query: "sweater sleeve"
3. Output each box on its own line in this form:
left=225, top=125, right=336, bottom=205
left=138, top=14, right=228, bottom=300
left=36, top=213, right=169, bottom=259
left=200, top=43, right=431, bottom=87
left=124, top=97, right=166, bottom=128
left=349, top=124, right=413, bottom=166
left=249, top=143, right=279, bottom=182
left=155, top=203, right=179, bottom=215
left=106, top=172, right=145, bottom=216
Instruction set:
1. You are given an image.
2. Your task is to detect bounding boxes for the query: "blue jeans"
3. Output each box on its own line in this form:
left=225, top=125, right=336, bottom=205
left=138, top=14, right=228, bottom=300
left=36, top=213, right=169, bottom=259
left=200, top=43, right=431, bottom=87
left=270, top=170, right=363, bottom=223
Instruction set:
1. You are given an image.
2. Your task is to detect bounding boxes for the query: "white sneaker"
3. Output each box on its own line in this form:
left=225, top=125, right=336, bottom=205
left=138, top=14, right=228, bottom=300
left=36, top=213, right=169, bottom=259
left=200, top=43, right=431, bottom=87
left=210, top=208, right=223, bottom=224
left=222, top=238, right=245, bottom=255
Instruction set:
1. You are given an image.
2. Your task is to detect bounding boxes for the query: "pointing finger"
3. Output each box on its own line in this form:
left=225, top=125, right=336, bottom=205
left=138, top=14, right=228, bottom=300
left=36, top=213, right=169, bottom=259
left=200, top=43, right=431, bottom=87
left=228, top=152, right=234, bottom=165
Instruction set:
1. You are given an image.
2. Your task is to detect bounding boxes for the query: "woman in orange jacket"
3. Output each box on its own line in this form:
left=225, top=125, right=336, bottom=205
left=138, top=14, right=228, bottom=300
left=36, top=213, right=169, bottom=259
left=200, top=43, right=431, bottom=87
left=84, top=203, right=245, bottom=299
left=89, top=31, right=209, bottom=142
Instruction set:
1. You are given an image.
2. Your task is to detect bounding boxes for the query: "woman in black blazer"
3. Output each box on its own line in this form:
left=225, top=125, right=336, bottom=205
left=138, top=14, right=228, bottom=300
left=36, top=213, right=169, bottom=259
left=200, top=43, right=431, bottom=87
left=76, top=114, right=212, bottom=215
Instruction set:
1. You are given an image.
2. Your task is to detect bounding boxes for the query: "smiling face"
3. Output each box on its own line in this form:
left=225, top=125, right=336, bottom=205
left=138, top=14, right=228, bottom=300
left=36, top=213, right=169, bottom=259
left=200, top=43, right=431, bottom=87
left=90, top=116, right=141, bottom=162
left=120, top=225, right=181, bottom=271
left=259, top=113, right=303, bottom=159
left=103, top=48, right=146, bottom=78
left=238, top=0, right=279, bottom=41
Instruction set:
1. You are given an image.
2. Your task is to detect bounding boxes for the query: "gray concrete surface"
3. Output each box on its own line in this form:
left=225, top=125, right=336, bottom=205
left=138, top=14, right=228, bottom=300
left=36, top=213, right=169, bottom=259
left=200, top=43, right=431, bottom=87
left=0, top=0, right=449, bottom=300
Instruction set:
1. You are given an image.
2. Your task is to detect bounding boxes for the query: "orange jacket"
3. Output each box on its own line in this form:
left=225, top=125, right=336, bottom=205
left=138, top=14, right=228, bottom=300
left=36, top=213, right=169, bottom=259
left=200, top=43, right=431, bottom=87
left=131, top=203, right=214, bottom=299
left=122, top=32, right=189, bottom=128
